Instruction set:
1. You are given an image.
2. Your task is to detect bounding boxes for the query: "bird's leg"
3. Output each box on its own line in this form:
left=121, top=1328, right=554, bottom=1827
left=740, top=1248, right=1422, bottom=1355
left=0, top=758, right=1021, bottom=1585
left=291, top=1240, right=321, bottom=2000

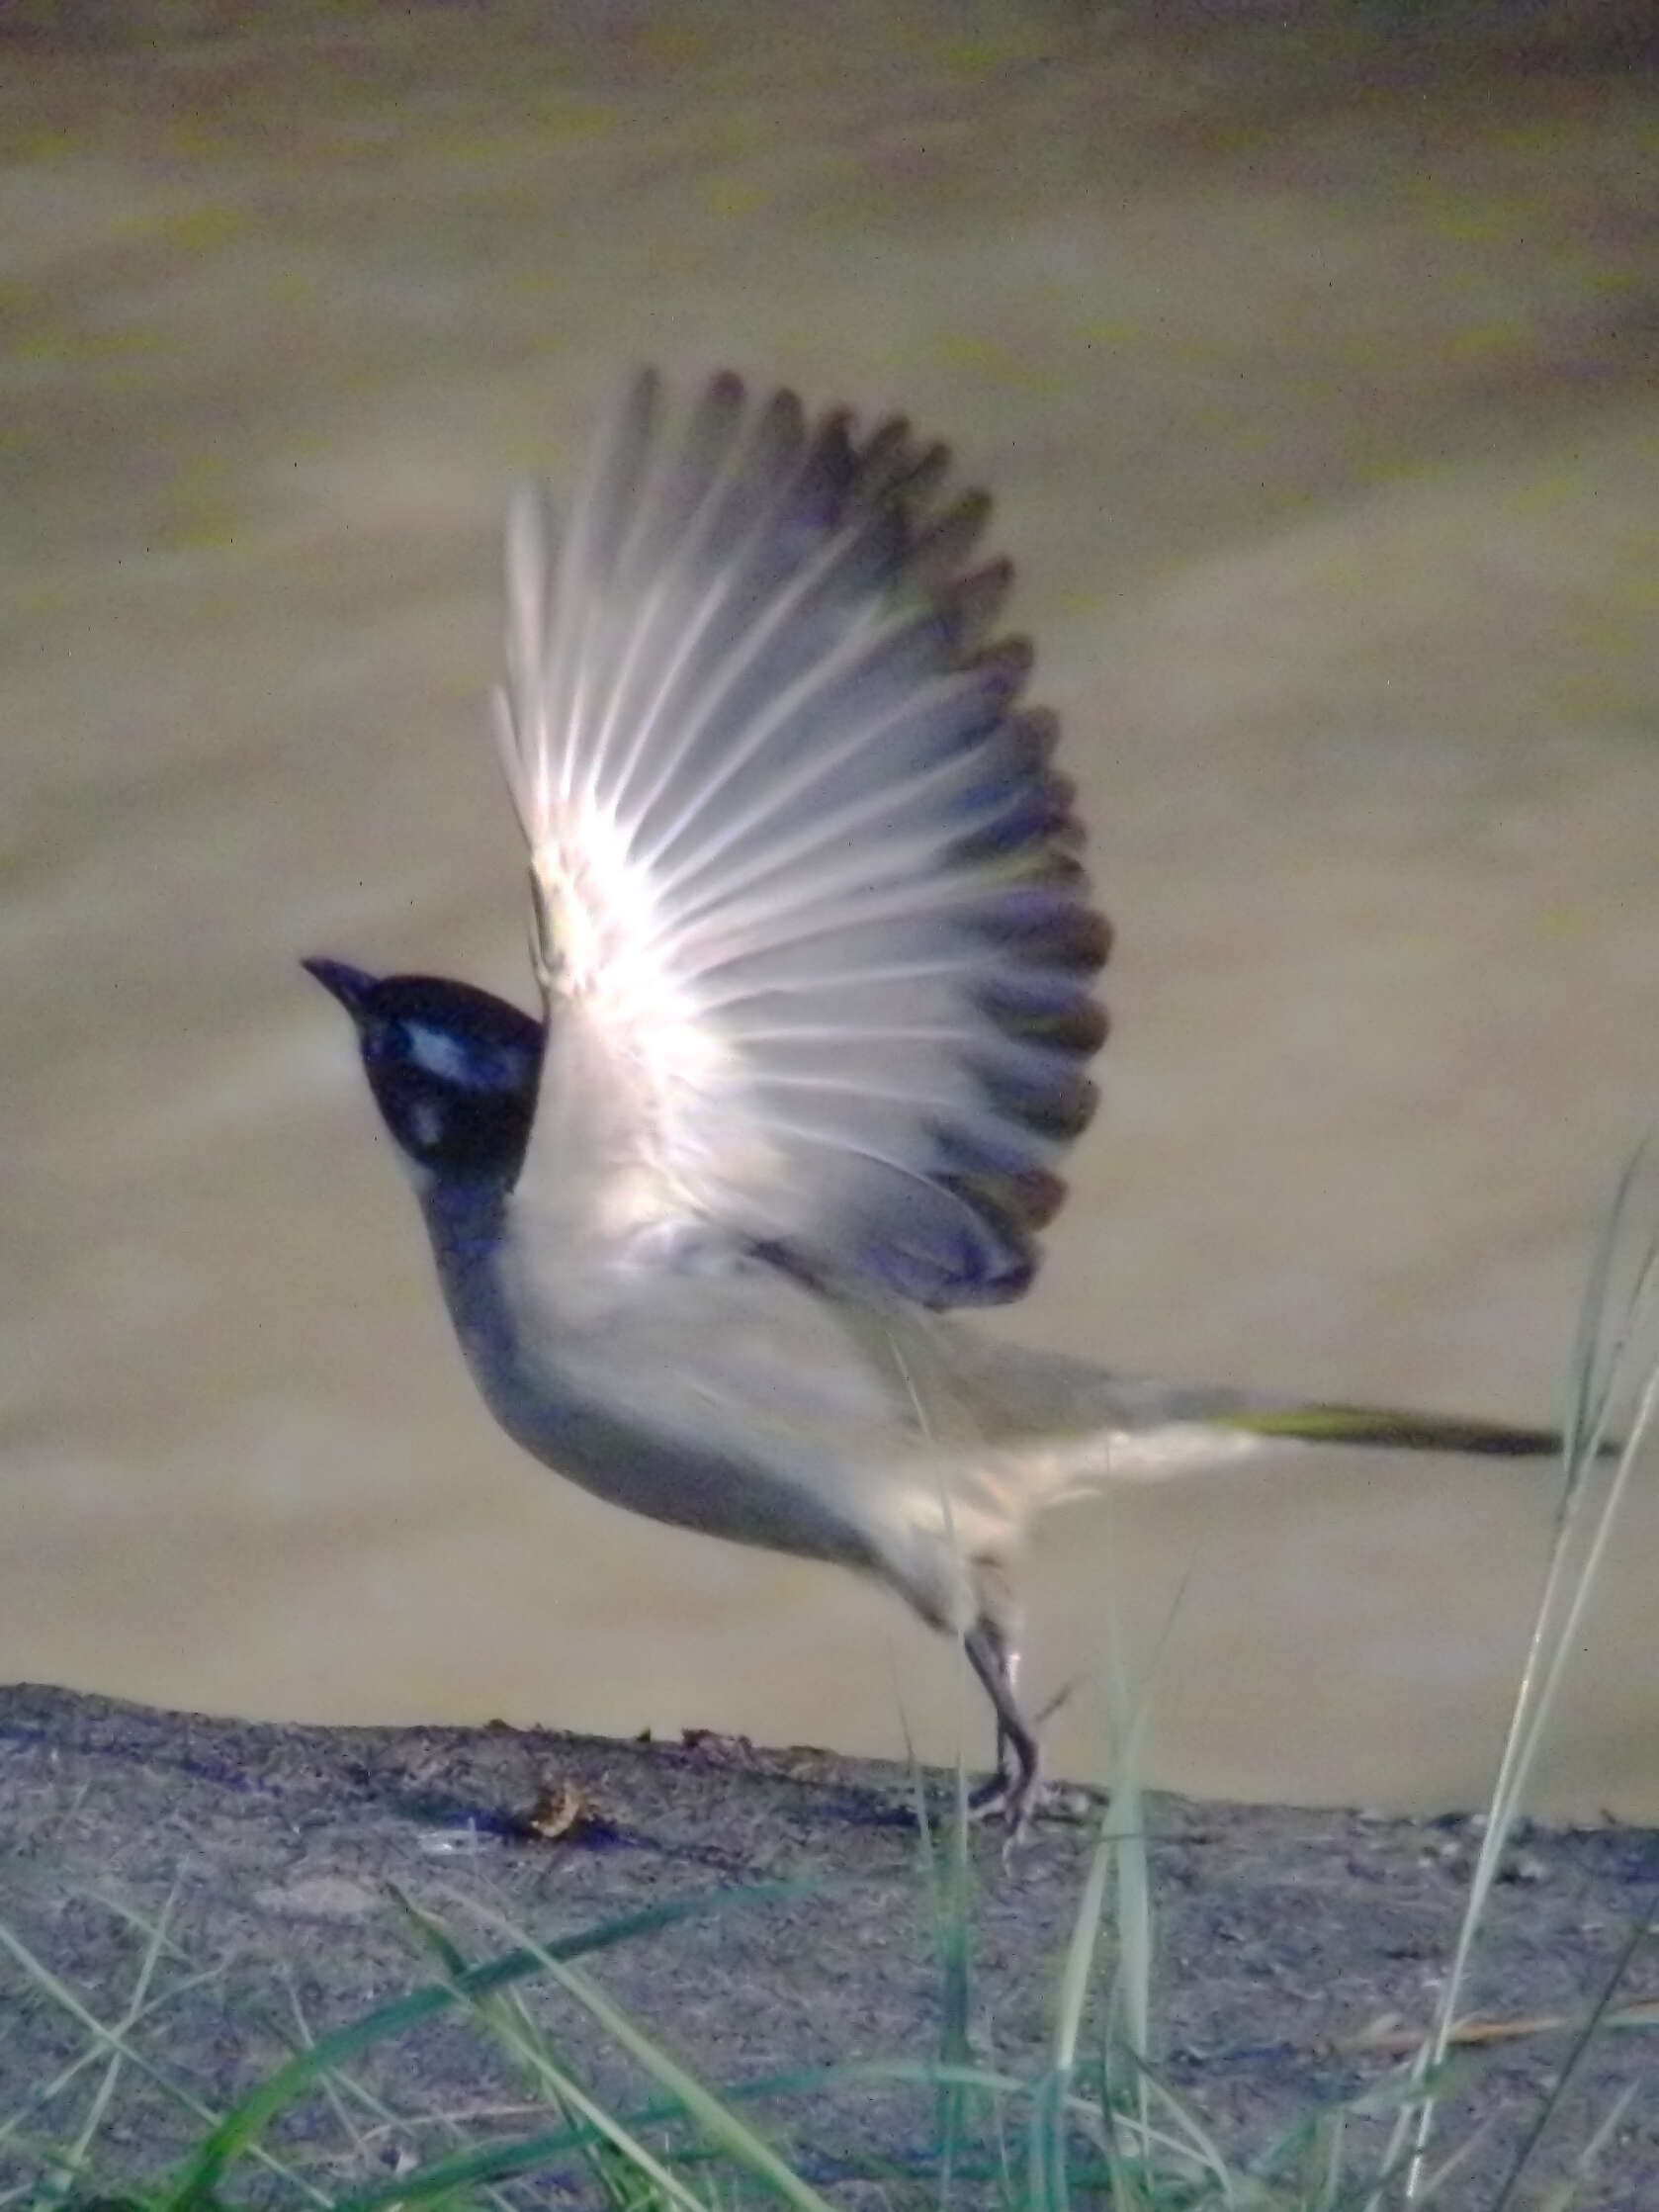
left=963, top=1612, right=1043, bottom=1841
left=964, top=1618, right=1020, bottom=1809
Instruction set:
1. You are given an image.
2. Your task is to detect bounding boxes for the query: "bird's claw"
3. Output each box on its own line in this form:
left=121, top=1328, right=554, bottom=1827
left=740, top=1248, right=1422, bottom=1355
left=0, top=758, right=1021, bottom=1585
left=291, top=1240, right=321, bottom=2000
left=967, top=1754, right=1046, bottom=1855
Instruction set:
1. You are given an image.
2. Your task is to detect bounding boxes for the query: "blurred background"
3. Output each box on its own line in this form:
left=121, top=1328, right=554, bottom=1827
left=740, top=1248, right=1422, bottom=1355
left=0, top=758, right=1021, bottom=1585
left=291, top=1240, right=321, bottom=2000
left=3, top=0, right=1657, bottom=1816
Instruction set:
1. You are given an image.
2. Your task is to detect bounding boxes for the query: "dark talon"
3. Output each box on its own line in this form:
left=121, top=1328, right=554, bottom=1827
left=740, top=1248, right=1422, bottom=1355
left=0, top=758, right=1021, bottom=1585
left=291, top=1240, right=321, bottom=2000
left=964, top=1613, right=1044, bottom=1848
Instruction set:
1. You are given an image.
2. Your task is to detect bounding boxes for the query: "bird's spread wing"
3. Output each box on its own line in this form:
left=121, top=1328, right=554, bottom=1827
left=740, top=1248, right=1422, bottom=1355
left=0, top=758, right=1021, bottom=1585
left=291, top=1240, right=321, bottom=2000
left=491, top=370, right=1109, bottom=1308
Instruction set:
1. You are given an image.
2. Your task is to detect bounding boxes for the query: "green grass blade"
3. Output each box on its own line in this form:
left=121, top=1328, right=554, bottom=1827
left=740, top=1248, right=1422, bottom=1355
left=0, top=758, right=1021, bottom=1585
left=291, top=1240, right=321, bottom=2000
left=1485, top=1902, right=1656, bottom=2211
left=452, top=1897, right=838, bottom=2212
left=159, top=1878, right=811, bottom=2207
left=0, top=1914, right=328, bottom=2208
left=1393, top=1138, right=1659, bottom=2202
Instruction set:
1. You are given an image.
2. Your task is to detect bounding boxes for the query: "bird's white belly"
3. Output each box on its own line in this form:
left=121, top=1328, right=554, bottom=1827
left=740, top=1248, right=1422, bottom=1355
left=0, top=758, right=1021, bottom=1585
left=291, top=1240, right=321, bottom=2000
left=436, top=1222, right=915, bottom=1573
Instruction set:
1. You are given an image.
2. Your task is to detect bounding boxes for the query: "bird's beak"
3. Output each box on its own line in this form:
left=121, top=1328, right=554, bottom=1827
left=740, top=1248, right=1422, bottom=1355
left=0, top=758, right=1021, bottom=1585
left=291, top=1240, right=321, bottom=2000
left=301, top=956, right=380, bottom=1019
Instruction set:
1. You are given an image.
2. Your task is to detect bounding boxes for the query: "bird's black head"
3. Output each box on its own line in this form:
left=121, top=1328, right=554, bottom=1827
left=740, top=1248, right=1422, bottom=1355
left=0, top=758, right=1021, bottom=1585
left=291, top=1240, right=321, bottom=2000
left=304, top=959, right=545, bottom=1188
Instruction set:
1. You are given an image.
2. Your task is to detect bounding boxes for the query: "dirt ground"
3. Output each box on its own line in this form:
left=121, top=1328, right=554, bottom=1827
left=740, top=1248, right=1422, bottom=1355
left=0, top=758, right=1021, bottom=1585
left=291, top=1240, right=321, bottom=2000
left=2, top=1686, right=1655, bottom=2207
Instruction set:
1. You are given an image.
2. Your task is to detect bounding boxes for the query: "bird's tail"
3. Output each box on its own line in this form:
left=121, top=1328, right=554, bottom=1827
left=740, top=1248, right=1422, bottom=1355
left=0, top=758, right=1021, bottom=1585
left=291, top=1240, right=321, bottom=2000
left=1203, top=1400, right=1564, bottom=1460
left=956, top=1384, right=1577, bottom=1547
left=935, top=1320, right=1568, bottom=1466
left=1001, top=1386, right=1574, bottom=1503
left=860, top=1320, right=1584, bottom=1605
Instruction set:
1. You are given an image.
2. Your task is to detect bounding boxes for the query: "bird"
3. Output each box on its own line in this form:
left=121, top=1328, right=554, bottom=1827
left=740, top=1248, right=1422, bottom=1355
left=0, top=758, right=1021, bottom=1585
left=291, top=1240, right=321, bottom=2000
left=306, top=368, right=1562, bottom=1837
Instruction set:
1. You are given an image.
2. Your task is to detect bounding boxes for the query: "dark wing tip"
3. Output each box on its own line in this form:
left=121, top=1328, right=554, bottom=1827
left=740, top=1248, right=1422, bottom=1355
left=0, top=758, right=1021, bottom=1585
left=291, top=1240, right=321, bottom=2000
left=829, top=381, right=1110, bottom=1302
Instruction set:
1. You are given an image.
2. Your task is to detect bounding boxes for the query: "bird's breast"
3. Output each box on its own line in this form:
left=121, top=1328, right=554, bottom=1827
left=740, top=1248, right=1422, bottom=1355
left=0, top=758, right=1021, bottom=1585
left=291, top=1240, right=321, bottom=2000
left=420, top=1194, right=913, bottom=1571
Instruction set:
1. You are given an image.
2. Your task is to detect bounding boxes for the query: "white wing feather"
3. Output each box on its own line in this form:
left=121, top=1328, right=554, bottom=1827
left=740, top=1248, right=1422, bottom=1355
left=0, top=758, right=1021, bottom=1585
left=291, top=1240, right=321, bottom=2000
left=491, top=370, right=1109, bottom=1308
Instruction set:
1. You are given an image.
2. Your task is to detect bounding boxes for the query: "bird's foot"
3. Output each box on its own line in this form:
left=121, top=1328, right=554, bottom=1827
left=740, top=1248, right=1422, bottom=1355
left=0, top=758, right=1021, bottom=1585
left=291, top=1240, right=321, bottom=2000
left=964, top=1674, right=1085, bottom=1852
left=967, top=1757, right=1047, bottom=1856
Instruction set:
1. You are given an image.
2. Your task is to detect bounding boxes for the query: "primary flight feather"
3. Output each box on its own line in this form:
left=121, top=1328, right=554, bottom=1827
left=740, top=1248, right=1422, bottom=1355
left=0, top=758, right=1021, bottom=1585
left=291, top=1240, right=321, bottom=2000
left=492, top=368, right=1108, bottom=1307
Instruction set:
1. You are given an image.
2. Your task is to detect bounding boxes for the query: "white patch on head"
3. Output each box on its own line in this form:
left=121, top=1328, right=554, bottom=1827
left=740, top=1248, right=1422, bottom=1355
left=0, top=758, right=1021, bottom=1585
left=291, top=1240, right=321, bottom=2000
left=399, top=1021, right=479, bottom=1085
left=394, top=1021, right=529, bottom=1094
